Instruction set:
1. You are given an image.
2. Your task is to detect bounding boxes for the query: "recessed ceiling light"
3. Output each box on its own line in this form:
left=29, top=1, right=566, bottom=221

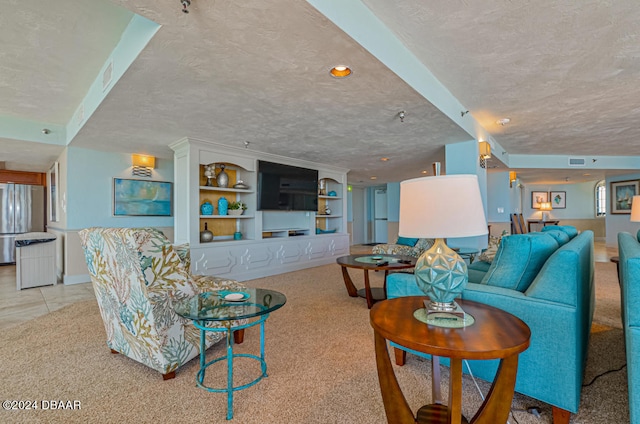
left=380, top=157, right=389, bottom=162
left=421, top=170, right=428, bottom=174
left=41, top=128, right=51, bottom=134
left=370, top=176, right=377, bottom=180
left=496, top=118, right=511, bottom=126
left=329, top=65, right=352, bottom=78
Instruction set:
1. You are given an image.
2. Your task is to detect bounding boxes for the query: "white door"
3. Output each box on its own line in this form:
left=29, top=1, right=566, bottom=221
left=351, top=187, right=365, bottom=245
left=374, top=188, right=388, bottom=243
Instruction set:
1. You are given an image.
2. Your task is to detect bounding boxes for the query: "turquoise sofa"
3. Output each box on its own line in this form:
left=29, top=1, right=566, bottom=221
left=617, top=231, right=640, bottom=424
left=386, top=227, right=594, bottom=424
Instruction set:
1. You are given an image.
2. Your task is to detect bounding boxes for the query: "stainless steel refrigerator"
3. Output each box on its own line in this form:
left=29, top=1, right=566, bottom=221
left=0, top=184, right=45, bottom=264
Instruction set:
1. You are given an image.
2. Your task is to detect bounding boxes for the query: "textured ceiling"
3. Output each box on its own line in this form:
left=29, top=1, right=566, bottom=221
left=1, top=0, right=639, bottom=185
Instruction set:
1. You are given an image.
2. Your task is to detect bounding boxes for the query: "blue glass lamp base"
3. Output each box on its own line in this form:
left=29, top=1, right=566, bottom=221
left=414, top=238, right=468, bottom=307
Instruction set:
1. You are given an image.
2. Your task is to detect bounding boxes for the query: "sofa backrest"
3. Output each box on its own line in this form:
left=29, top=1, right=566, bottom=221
left=525, top=230, right=594, bottom=307
left=480, top=232, right=559, bottom=292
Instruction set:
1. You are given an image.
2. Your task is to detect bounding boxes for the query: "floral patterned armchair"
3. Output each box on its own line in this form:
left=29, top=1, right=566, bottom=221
left=372, top=237, right=435, bottom=258
left=79, top=227, right=247, bottom=380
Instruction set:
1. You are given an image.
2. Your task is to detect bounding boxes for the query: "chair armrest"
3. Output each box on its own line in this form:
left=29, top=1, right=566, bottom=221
left=191, top=274, right=246, bottom=293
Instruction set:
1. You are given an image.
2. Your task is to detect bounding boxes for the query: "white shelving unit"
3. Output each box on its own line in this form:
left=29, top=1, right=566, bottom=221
left=316, top=178, right=344, bottom=234
left=170, top=138, right=350, bottom=281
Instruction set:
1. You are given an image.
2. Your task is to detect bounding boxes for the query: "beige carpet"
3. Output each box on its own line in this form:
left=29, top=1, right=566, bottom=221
left=0, top=262, right=627, bottom=423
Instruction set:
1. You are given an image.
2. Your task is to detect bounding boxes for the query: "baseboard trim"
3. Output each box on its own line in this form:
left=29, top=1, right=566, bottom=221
left=64, top=273, right=91, bottom=285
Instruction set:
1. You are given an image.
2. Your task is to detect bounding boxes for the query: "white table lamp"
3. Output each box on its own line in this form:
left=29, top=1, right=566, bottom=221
left=539, top=201, right=552, bottom=221
left=399, top=174, right=488, bottom=317
left=631, top=196, right=640, bottom=222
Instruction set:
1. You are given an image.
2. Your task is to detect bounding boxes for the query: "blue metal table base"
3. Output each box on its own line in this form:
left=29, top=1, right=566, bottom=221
left=193, top=314, right=269, bottom=420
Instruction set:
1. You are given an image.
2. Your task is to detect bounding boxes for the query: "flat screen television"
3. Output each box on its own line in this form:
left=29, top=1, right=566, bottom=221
left=257, top=160, right=318, bottom=211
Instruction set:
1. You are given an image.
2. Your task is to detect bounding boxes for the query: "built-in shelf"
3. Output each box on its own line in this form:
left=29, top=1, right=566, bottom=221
left=199, top=215, right=253, bottom=219
left=262, top=228, right=311, bottom=238
left=199, top=186, right=253, bottom=193
left=170, top=138, right=350, bottom=281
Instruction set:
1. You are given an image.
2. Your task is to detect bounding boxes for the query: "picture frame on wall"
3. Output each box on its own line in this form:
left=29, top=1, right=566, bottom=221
left=531, top=191, right=549, bottom=209
left=611, top=180, right=639, bottom=214
left=113, top=178, right=173, bottom=216
left=550, top=191, right=566, bottom=209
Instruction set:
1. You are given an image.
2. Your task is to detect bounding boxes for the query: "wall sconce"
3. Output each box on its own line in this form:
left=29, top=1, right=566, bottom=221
left=509, top=171, right=517, bottom=188
left=132, top=154, right=155, bottom=178
left=478, top=141, right=491, bottom=168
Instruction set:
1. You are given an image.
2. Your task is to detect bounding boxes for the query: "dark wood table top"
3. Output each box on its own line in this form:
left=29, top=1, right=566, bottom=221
left=370, top=297, right=530, bottom=360
left=336, top=254, right=416, bottom=271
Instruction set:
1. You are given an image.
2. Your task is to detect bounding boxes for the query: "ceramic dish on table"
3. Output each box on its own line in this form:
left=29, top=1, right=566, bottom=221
left=222, top=291, right=251, bottom=302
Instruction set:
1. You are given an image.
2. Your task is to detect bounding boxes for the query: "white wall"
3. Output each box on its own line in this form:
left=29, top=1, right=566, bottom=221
left=67, top=147, right=174, bottom=229
left=56, top=147, right=175, bottom=283
left=523, top=181, right=598, bottom=222
left=486, top=171, right=510, bottom=223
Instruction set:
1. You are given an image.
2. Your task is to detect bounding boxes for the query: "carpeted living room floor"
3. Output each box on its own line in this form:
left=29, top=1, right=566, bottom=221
left=0, top=261, right=627, bottom=424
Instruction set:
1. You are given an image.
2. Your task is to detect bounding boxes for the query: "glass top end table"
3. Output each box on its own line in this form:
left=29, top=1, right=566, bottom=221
left=174, top=288, right=286, bottom=420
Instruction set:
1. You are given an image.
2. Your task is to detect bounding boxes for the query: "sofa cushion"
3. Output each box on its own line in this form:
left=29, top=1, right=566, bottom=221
left=468, top=261, right=491, bottom=284
left=534, top=229, right=570, bottom=246
left=396, top=236, right=419, bottom=247
left=542, top=225, right=578, bottom=239
left=480, top=233, right=559, bottom=292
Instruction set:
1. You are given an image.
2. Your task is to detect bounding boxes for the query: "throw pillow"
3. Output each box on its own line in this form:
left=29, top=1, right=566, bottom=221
left=480, top=233, right=559, bottom=292
left=396, top=236, right=419, bottom=247
left=535, top=229, right=570, bottom=246
left=478, top=230, right=508, bottom=263
left=542, top=225, right=578, bottom=239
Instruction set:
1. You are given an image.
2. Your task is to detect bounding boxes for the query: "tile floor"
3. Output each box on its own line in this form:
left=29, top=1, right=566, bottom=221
left=0, top=264, right=95, bottom=330
left=0, top=240, right=617, bottom=331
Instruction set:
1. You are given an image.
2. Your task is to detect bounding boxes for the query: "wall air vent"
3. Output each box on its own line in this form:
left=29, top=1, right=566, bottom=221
left=568, top=157, right=586, bottom=166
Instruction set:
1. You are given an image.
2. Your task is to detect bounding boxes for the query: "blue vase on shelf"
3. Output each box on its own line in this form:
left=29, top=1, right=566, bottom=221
left=218, top=197, right=229, bottom=216
left=200, top=201, right=213, bottom=215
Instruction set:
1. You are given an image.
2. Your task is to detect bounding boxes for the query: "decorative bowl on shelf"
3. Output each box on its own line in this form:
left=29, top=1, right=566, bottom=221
left=228, top=209, right=244, bottom=216
left=328, top=190, right=337, bottom=197
left=316, top=228, right=337, bottom=234
left=233, top=180, right=249, bottom=189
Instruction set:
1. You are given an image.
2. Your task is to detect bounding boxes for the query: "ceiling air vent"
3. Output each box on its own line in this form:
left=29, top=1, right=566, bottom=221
left=568, top=157, right=586, bottom=166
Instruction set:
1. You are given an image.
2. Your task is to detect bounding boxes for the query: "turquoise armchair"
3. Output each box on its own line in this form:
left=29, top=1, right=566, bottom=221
left=386, top=230, right=594, bottom=424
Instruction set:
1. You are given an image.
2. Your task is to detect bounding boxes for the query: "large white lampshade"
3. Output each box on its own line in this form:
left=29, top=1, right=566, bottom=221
left=398, top=174, right=488, bottom=320
left=631, top=195, right=640, bottom=222
left=399, top=175, right=488, bottom=239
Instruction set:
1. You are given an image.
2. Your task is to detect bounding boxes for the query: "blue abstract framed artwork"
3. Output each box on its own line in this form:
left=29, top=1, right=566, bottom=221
left=113, top=178, right=173, bottom=216
left=611, top=180, right=639, bottom=214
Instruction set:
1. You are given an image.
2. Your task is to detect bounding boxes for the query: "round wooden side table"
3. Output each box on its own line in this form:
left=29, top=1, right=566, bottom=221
left=370, top=297, right=531, bottom=424
left=337, top=254, right=416, bottom=309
